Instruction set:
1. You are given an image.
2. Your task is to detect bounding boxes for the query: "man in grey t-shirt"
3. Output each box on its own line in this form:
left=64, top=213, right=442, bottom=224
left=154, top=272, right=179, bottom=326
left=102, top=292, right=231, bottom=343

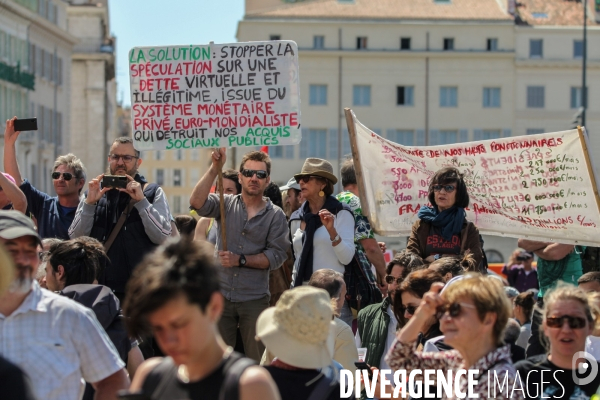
left=190, top=148, right=289, bottom=361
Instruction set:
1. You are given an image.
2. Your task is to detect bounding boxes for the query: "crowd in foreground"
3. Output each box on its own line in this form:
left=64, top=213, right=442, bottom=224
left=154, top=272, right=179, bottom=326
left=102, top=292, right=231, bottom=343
left=0, top=115, right=599, bottom=400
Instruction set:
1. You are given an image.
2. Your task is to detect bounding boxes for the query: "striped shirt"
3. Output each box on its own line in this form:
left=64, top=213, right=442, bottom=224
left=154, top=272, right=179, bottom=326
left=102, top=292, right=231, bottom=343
left=0, top=281, right=125, bottom=400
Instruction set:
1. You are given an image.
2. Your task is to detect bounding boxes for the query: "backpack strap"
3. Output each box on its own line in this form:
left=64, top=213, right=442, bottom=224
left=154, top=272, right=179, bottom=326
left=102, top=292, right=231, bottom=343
left=218, top=357, right=256, bottom=400
left=307, top=374, right=336, bottom=400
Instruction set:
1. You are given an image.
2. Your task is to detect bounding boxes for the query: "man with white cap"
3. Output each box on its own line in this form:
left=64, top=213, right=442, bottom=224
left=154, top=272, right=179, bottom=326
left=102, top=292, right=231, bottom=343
left=258, top=286, right=349, bottom=399
left=279, top=177, right=303, bottom=218
left=0, top=210, right=129, bottom=400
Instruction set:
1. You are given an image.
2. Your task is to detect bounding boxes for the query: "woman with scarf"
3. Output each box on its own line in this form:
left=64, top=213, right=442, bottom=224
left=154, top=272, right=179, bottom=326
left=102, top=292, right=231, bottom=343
left=289, top=158, right=356, bottom=326
left=407, top=167, right=483, bottom=270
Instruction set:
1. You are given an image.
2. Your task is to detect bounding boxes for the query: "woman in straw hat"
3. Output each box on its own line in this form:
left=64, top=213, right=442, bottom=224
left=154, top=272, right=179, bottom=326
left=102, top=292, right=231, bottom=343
left=0, top=243, right=37, bottom=400
left=289, top=158, right=356, bottom=326
left=257, top=286, right=350, bottom=400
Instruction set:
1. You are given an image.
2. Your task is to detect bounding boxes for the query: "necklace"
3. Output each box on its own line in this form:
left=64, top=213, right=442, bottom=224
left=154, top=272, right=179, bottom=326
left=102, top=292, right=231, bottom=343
left=177, top=346, right=234, bottom=383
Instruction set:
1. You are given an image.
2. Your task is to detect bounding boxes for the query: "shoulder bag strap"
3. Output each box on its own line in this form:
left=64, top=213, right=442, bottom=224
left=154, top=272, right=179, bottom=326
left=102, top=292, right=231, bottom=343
left=219, top=357, right=256, bottom=400
left=104, top=200, right=134, bottom=253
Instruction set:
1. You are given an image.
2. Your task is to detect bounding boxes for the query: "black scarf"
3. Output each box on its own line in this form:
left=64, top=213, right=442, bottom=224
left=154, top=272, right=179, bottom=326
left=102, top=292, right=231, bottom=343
left=293, top=196, right=345, bottom=287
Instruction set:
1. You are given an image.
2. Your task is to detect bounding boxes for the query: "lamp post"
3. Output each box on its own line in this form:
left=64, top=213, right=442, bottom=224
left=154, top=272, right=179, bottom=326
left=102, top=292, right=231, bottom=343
left=582, top=0, right=588, bottom=127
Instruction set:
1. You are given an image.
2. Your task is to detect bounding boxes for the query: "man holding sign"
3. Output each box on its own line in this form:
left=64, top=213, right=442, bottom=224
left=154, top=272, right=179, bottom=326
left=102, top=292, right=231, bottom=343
left=190, top=148, right=289, bottom=362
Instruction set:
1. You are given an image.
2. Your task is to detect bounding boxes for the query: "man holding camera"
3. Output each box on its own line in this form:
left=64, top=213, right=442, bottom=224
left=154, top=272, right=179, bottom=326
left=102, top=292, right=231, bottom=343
left=69, top=137, right=172, bottom=300
left=4, top=117, right=86, bottom=239
left=502, top=250, right=538, bottom=293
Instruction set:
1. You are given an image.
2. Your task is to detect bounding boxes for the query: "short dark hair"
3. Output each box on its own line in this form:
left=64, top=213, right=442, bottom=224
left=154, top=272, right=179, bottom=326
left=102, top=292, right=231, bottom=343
left=112, top=137, right=140, bottom=158
left=504, top=319, right=521, bottom=344
left=174, top=215, right=197, bottom=237
left=123, top=238, right=220, bottom=338
left=48, top=237, right=108, bottom=287
left=239, top=151, right=271, bottom=176
left=428, top=167, right=469, bottom=209
left=263, top=182, right=283, bottom=209
left=308, top=269, right=344, bottom=299
left=340, top=158, right=357, bottom=188
left=579, top=271, right=600, bottom=285
left=386, top=250, right=424, bottom=276
left=393, top=269, right=445, bottom=323
left=221, top=169, right=241, bottom=194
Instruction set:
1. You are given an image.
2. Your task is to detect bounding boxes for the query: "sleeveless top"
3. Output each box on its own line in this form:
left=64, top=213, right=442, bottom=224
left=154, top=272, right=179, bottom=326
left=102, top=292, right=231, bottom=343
left=140, top=351, right=246, bottom=400
left=206, top=218, right=217, bottom=245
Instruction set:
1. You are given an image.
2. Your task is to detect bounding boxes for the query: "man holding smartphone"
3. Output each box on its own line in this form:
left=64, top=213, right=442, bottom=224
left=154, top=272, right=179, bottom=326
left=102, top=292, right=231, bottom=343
left=4, top=117, right=86, bottom=239
left=69, top=137, right=172, bottom=301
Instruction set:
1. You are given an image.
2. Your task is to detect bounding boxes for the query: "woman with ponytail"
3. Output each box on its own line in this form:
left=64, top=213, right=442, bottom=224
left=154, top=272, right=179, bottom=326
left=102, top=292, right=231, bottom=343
left=428, top=252, right=478, bottom=282
left=406, top=167, right=483, bottom=270
left=513, top=291, right=536, bottom=348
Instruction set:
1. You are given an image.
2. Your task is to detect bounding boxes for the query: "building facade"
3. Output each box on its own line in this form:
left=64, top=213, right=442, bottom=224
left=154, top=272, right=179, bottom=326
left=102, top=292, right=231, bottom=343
left=237, top=0, right=600, bottom=261
left=0, top=0, right=76, bottom=194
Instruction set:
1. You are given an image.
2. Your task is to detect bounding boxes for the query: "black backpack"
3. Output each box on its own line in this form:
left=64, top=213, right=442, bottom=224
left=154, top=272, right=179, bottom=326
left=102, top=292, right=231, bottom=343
left=344, top=252, right=383, bottom=313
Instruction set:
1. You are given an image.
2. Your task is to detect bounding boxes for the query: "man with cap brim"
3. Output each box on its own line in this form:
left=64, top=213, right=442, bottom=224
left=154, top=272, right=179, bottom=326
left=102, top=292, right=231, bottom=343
left=280, top=177, right=303, bottom=218
left=258, top=286, right=347, bottom=399
left=0, top=210, right=129, bottom=400
left=502, top=250, right=538, bottom=294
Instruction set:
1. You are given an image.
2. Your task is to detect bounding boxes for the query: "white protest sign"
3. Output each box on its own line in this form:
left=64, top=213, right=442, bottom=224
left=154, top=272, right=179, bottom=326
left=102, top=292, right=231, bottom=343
left=129, top=41, right=301, bottom=150
left=346, top=110, right=600, bottom=246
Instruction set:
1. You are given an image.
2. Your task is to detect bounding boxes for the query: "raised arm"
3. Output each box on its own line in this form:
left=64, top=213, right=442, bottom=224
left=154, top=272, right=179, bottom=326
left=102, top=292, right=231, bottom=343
left=190, top=148, right=225, bottom=210
left=534, top=243, right=574, bottom=261
left=0, top=171, right=27, bottom=213
left=3, top=117, right=23, bottom=184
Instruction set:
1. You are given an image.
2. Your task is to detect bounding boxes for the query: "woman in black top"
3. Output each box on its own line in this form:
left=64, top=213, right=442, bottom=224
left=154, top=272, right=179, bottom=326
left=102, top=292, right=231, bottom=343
left=515, top=284, right=600, bottom=399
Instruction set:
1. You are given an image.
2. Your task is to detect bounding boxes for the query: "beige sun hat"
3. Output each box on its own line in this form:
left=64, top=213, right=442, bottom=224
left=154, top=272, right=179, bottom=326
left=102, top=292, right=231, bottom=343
left=294, top=158, right=338, bottom=185
left=256, top=286, right=335, bottom=369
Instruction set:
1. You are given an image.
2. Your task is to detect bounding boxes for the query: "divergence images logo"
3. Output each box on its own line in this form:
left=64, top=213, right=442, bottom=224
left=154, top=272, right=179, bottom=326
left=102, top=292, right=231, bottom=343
left=572, top=351, right=598, bottom=385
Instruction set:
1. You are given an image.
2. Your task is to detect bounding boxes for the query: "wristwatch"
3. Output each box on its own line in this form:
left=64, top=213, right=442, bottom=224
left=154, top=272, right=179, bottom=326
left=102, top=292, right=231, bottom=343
left=239, top=254, right=247, bottom=267
left=330, top=234, right=340, bottom=243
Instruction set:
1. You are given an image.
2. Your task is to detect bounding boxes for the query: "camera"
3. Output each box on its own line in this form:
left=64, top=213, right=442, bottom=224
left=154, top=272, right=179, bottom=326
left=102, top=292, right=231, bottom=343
left=102, top=175, right=128, bottom=189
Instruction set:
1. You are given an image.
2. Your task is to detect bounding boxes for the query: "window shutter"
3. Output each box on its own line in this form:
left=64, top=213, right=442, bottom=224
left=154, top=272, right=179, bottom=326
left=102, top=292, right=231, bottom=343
left=285, top=145, right=294, bottom=159
left=329, top=128, right=338, bottom=159
left=372, top=128, right=381, bottom=136
left=430, top=129, right=439, bottom=146
left=459, top=129, right=468, bottom=143
left=300, top=128, right=308, bottom=158
left=342, top=128, right=351, bottom=156
left=502, top=129, right=512, bottom=138
left=474, top=129, right=483, bottom=141
left=386, top=129, right=396, bottom=142
left=416, top=130, right=425, bottom=146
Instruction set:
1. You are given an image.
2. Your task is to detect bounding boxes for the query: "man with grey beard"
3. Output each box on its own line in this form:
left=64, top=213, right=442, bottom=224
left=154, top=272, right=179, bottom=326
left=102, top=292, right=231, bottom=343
left=0, top=210, right=129, bottom=400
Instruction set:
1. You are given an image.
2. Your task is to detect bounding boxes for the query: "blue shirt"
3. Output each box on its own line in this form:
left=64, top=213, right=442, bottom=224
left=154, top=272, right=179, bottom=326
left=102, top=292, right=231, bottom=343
left=20, top=179, right=76, bottom=239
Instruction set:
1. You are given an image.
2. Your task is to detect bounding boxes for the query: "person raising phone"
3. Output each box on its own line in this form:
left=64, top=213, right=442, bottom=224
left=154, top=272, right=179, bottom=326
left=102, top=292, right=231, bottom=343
left=69, top=137, right=172, bottom=303
left=4, top=117, right=86, bottom=239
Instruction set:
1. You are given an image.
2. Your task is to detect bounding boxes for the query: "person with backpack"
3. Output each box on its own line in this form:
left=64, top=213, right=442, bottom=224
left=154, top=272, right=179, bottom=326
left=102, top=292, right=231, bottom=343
left=406, top=167, right=484, bottom=271
left=69, top=137, right=173, bottom=301
left=123, top=238, right=280, bottom=400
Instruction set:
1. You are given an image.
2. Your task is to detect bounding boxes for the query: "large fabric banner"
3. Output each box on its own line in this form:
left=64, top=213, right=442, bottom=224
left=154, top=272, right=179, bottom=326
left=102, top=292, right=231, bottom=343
left=346, top=110, right=600, bottom=246
left=129, top=41, right=301, bottom=151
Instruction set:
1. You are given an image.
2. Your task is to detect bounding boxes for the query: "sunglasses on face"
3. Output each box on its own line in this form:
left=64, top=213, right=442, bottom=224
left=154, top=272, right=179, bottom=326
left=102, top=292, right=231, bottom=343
left=51, top=172, right=74, bottom=181
left=295, top=175, right=320, bottom=184
left=546, top=315, right=588, bottom=329
left=435, top=302, right=477, bottom=320
left=433, top=184, right=456, bottom=193
left=109, top=154, right=138, bottom=163
left=400, top=305, right=418, bottom=316
left=385, top=275, right=403, bottom=285
left=241, top=169, right=268, bottom=179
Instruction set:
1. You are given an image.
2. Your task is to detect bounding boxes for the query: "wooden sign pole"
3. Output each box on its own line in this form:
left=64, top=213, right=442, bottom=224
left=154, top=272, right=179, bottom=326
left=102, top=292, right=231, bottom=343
left=217, top=158, right=228, bottom=251
left=344, top=108, right=373, bottom=223
left=577, top=126, right=600, bottom=216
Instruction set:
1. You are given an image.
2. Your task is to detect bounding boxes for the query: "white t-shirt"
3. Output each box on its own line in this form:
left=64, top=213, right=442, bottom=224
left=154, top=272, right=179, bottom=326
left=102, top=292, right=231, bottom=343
left=586, top=335, right=600, bottom=361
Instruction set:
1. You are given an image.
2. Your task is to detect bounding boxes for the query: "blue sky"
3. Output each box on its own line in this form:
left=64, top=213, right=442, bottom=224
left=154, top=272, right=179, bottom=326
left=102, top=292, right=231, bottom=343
left=108, top=0, right=245, bottom=106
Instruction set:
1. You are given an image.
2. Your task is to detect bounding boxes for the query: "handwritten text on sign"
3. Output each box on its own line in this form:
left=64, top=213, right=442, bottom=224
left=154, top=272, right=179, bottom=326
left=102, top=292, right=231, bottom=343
left=129, top=41, right=301, bottom=150
left=350, top=113, right=600, bottom=246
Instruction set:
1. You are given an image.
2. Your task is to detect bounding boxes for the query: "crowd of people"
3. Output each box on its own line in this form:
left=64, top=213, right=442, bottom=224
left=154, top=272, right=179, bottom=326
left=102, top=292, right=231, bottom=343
left=1, top=115, right=600, bottom=400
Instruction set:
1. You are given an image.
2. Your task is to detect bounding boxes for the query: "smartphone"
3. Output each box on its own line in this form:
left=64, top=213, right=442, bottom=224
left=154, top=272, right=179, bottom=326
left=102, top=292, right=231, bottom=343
left=13, top=118, right=38, bottom=132
left=102, top=175, right=128, bottom=189
left=355, top=361, right=373, bottom=378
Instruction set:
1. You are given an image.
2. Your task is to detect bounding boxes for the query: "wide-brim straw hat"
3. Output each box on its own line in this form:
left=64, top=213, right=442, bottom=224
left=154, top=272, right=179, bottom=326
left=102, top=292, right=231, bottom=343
left=256, top=286, right=335, bottom=369
left=294, top=158, right=338, bottom=185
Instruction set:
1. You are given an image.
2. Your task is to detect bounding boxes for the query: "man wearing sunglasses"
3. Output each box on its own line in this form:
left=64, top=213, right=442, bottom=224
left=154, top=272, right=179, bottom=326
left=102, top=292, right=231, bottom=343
left=190, top=148, right=289, bottom=362
left=69, top=137, right=173, bottom=302
left=4, top=117, right=86, bottom=240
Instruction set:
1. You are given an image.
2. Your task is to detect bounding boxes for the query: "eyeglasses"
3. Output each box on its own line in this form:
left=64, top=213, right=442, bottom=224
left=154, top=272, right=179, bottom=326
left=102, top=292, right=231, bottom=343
left=433, top=184, right=456, bottom=193
left=51, top=172, right=74, bottom=181
left=436, top=302, right=477, bottom=320
left=241, top=169, right=269, bottom=179
left=295, top=175, right=320, bottom=184
left=546, top=315, right=588, bottom=329
left=109, top=154, right=138, bottom=163
left=385, top=275, right=403, bottom=285
left=400, top=305, right=418, bottom=316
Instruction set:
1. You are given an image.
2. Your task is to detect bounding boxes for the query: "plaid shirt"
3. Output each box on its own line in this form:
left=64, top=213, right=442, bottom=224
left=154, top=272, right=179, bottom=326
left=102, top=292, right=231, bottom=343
left=0, top=281, right=125, bottom=400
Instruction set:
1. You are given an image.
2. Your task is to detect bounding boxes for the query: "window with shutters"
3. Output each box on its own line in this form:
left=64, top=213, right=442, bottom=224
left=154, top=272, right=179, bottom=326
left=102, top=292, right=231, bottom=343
left=356, top=37, right=367, bottom=50
left=173, top=169, right=182, bottom=187
left=443, top=38, right=454, bottom=50
left=309, top=85, right=327, bottom=105
left=440, top=87, right=457, bottom=107
left=439, top=130, right=458, bottom=144
left=397, top=86, right=414, bottom=106
left=313, top=36, right=324, bottom=49
left=527, top=86, right=545, bottom=108
left=574, top=40, right=584, bottom=59
left=487, top=38, right=498, bottom=51
left=529, top=39, right=543, bottom=58
left=156, top=169, right=164, bottom=185
left=400, top=37, right=411, bottom=50
left=388, top=130, right=415, bottom=145
left=353, top=85, right=371, bottom=106
left=483, top=88, right=501, bottom=108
